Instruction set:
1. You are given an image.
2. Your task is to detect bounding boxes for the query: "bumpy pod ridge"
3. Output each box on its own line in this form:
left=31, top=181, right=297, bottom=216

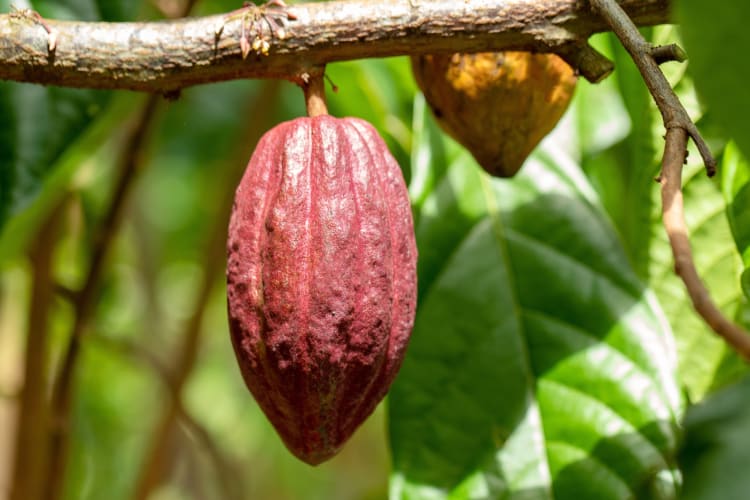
left=227, top=115, right=417, bottom=465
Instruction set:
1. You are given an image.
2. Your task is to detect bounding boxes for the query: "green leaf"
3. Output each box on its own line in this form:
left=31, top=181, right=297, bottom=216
left=572, top=34, right=631, bottom=159
left=577, top=30, right=672, bottom=281
left=389, top=126, right=682, bottom=498
left=680, top=374, right=750, bottom=500
left=0, top=92, right=141, bottom=266
left=0, top=0, right=124, bottom=233
left=677, top=0, right=750, bottom=160
left=721, top=142, right=750, bottom=300
left=408, top=93, right=449, bottom=215
left=0, top=82, right=111, bottom=230
left=31, top=0, right=140, bottom=22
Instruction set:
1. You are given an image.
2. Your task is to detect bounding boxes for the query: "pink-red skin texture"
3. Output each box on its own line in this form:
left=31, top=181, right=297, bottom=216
left=226, top=115, right=417, bottom=465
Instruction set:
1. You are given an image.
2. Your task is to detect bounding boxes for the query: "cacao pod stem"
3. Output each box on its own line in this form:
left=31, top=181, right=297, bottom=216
left=301, top=72, right=328, bottom=117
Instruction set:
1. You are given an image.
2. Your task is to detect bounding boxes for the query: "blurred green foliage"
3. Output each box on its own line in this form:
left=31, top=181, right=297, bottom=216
left=1, top=1, right=750, bottom=500
left=680, top=372, right=750, bottom=500
left=677, top=0, right=750, bottom=162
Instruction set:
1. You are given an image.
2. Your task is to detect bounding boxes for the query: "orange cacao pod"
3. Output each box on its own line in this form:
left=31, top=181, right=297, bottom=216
left=227, top=115, right=417, bottom=465
left=412, top=51, right=577, bottom=177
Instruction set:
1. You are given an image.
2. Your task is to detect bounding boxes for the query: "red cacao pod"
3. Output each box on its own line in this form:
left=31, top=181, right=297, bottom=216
left=412, top=51, right=577, bottom=177
left=227, top=115, right=417, bottom=465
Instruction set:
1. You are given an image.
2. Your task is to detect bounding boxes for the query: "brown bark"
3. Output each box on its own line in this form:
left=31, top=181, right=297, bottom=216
left=0, top=0, right=670, bottom=92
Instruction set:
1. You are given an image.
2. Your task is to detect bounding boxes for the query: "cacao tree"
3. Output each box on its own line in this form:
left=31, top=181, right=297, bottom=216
left=0, top=0, right=749, bottom=499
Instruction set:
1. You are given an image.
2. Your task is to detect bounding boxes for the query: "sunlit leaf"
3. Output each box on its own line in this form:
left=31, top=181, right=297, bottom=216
left=389, top=121, right=683, bottom=498
left=327, top=57, right=416, bottom=170
left=408, top=93, right=449, bottom=215
left=572, top=34, right=631, bottom=158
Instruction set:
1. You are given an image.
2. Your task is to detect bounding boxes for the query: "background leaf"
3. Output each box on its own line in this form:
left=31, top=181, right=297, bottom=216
left=0, top=81, right=110, bottom=230
left=0, top=0, right=182, bottom=249
left=677, top=0, right=750, bottom=160
left=680, top=373, right=750, bottom=500
left=720, top=142, right=750, bottom=300
left=0, top=92, right=142, bottom=265
left=0, top=0, right=130, bottom=242
left=576, top=33, right=661, bottom=280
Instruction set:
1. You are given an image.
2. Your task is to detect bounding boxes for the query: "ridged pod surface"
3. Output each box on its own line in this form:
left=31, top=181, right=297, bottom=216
left=412, top=51, right=577, bottom=177
left=227, top=115, right=417, bottom=465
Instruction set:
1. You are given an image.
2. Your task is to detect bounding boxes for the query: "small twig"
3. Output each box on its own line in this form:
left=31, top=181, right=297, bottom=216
left=590, top=0, right=750, bottom=360
left=131, top=215, right=220, bottom=500
left=659, top=129, right=750, bottom=359
left=176, top=408, right=244, bottom=500
left=324, top=73, right=339, bottom=93
left=651, top=43, right=687, bottom=65
left=557, top=40, right=614, bottom=83
left=9, top=6, right=57, bottom=51
left=53, top=283, right=79, bottom=303
left=150, top=0, right=200, bottom=18
left=43, top=1, right=206, bottom=492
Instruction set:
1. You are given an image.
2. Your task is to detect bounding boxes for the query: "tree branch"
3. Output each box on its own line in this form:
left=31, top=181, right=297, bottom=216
left=0, top=0, right=670, bottom=92
left=589, top=0, right=750, bottom=360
